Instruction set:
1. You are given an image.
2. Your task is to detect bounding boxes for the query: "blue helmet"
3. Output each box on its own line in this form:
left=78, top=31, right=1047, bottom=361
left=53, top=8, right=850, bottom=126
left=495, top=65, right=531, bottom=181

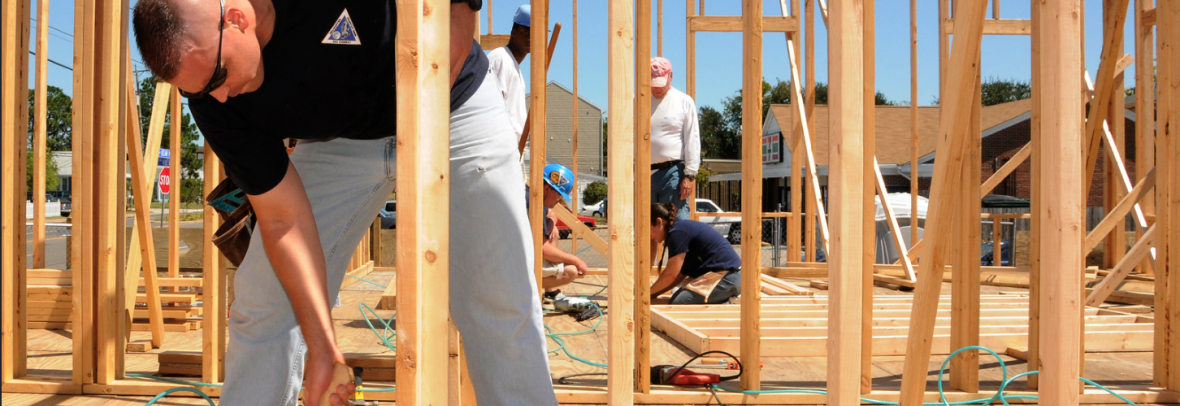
left=543, top=164, right=574, bottom=201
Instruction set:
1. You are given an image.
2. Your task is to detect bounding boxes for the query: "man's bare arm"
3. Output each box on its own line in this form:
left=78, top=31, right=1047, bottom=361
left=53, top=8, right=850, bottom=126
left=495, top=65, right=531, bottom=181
left=450, top=3, right=477, bottom=85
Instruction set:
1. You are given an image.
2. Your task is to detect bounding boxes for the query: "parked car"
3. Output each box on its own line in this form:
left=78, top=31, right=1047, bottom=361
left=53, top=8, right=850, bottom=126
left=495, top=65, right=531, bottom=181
left=582, top=198, right=607, bottom=217
left=377, top=200, right=396, bottom=229
left=556, top=204, right=597, bottom=239
left=694, top=198, right=741, bottom=243
left=980, top=241, right=1014, bottom=266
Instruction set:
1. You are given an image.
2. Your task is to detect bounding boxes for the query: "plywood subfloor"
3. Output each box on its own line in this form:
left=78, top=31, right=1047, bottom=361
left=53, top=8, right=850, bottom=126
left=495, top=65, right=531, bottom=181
left=6, top=270, right=1164, bottom=405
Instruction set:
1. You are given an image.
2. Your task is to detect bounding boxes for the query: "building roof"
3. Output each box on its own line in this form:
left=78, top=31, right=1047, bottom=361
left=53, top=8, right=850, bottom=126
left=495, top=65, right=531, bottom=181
left=766, top=98, right=1033, bottom=167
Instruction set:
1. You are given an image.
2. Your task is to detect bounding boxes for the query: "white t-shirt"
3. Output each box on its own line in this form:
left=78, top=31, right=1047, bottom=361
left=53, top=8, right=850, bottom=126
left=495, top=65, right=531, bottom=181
left=486, top=46, right=528, bottom=141
left=650, top=87, right=701, bottom=176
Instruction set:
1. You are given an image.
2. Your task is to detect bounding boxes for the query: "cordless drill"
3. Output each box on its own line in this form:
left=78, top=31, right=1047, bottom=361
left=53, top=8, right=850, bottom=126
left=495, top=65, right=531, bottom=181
left=650, top=365, right=721, bottom=386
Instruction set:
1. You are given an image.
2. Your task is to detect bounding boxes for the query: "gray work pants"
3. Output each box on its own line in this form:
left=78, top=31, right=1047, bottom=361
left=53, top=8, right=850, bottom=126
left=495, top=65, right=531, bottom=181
left=220, top=74, right=557, bottom=406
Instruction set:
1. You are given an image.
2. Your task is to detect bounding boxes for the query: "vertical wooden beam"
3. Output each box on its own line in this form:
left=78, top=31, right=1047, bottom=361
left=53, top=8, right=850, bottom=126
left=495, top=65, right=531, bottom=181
left=1, top=0, right=32, bottom=381
left=571, top=0, right=580, bottom=262
left=787, top=2, right=803, bottom=264
left=804, top=0, right=817, bottom=262
left=1104, top=0, right=1129, bottom=271
left=740, top=0, right=764, bottom=391
left=1027, top=0, right=1042, bottom=389
left=394, top=0, right=451, bottom=403
left=685, top=0, right=695, bottom=108
left=657, top=0, right=663, bottom=56
left=31, top=0, right=48, bottom=270
left=1159, top=0, right=1180, bottom=391
left=898, top=1, right=988, bottom=404
left=992, top=0, right=1000, bottom=19
left=860, top=0, right=876, bottom=394
left=607, top=0, right=637, bottom=403
left=950, top=55, right=982, bottom=393
left=910, top=0, right=920, bottom=246
left=528, top=0, right=549, bottom=296
left=1035, top=0, right=1084, bottom=401
left=1134, top=0, right=1156, bottom=278
left=634, top=0, right=653, bottom=393
left=169, top=88, right=181, bottom=283
left=1081, top=0, right=1130, bottom=203
left=828, top=0, right=864, bottom=401
left=993, top=217, right=1002, bottom=261
left=201, top=147, right=225, bottom=383
left=72, top=0, right=96, bottom=384
left=93, top=0, right=125, bottom=384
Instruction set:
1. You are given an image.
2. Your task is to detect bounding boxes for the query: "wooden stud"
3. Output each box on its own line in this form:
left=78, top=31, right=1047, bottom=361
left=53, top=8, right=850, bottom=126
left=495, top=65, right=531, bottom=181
left=1034, top=0, right=1084, bottom=401
left=910, top=0, right=919, bottom=247
left=942, top=18, right=1031, bottom=35
left=571, top=0, right=579, bottom=262
left=94, top=0, right=125, bottom=383
left=685, top=0, right=695, bottom=100
left=124, top=82, right=169, bottom=321
left=805, top=0, right=817, bottom=263
left=31, top=0, right=48, bottom=270
left=1143, top=0, right=1168, bottom=387
left=786, top=0, right=803, bottom=264
left=1027, top=0, right=1042, bottom=389
left=1081, top=0, right=1130, bottom=203
left=861, top=0, right=875, bottom=393
left=607, top=0, right=636, bottom=402
left=898, top=1, right=987, bottom=404
left=1085, top=169, right=1155, bottom=254
left=950, top=52, right=983, bottom=393
left=2, top=0, right=33, bottom=382
left=1160, top=0, right=1180, bottom=391
left=827, top=0, right=864, bottom=401
left=528, top=0, right=549, bottom=297
left=393, top=0, right=451, bottom=403
left=687, top=16, right=799, bottom=32
left=635, top=0, right=653, bottom=393
left=201, top=145, right=224, bottom=383
left=169, top=88, right=181, bottom=284
left=740, top=0, right=764, bottom=391
left=657, top=0, right=663, bottom=56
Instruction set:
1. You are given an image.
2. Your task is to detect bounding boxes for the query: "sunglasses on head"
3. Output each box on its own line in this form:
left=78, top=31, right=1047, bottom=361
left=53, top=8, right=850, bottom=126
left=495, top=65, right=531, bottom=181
left=179, top=0, right=227, bottom=99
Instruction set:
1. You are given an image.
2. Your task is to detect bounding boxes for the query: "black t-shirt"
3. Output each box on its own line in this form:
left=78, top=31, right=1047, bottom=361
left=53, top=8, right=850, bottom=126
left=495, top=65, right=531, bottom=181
left=665, top=219, right=742, bottom=278
left=190, top=0, right=488, bottom=195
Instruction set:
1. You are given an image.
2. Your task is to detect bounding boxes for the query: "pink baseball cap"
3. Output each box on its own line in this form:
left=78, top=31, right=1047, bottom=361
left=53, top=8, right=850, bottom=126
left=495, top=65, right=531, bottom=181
left=651, top=57, right=672, bottom=87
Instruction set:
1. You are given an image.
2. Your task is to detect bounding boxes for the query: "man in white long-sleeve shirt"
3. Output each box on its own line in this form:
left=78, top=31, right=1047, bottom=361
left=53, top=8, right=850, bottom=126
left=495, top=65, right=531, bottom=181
left=650, top=57, right=700, bottom=219
left=487, top=5, right=531, bottom=157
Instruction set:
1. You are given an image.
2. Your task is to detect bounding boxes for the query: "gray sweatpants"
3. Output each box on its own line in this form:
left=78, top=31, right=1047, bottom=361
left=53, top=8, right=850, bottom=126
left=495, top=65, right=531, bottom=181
left=220, top=74, right=557, bottom=405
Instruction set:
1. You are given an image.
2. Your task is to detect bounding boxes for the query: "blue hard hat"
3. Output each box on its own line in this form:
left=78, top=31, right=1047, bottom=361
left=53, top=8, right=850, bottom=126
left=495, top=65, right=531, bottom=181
left=543, top=164, right=574, bottom=201
left=514, top=5, right=531, bottom=27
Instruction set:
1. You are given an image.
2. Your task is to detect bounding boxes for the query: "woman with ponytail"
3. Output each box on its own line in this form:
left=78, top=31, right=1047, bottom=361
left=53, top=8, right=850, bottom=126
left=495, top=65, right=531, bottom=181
left=649, top=202, right=743, bottom=304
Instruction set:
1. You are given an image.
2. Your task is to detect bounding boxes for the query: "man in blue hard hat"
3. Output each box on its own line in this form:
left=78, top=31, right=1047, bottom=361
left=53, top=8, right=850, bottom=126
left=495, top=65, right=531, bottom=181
left=535, top=164, right=589, bottom=291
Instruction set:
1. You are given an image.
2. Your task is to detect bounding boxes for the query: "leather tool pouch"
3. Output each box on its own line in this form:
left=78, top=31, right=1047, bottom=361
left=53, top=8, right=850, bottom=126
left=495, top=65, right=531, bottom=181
left=206, top=179, right=254, bottom=267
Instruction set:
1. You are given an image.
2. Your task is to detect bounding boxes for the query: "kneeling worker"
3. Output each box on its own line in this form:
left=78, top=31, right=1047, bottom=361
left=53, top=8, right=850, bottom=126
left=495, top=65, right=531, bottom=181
left=648, top=203, right=742, bottom=304
left=537, top=164, right=590, bottom=291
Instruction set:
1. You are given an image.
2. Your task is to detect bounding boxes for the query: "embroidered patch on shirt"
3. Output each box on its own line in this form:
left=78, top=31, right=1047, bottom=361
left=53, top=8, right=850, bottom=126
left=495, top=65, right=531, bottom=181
left=322, top=9, right=361, bottom=45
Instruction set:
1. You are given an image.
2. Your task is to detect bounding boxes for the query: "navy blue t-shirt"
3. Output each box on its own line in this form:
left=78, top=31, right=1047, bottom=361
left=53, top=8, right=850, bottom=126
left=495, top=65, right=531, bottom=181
left=190, top=0, right=488, bottom=195
left=665, top=219, right=741, bottom=278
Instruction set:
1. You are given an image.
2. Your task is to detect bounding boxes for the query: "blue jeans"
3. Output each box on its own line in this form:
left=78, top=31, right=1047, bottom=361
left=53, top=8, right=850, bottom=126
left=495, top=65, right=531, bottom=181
left=221, top=74, right=557, bottom=406
left=669, top=270, right=742, bottom=304
left=652, top=161, right=691, bottom=219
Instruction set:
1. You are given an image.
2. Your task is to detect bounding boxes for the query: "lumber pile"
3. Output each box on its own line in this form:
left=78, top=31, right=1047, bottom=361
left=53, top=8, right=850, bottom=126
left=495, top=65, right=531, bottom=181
left=651, top=294, right=1154, bottom=357
left=28, top=270, right=73, bottom=329
left=132, top=277, right=204, bottom=332
left=157, top=352, right=398, bottom=381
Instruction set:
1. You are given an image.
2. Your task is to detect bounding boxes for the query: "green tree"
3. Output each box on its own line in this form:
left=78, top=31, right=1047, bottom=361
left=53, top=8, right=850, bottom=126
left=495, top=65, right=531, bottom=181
left=583, top=181, right=607, bottom=205
left=699, top=105, right=738, bottom=159
left=26, top=86, right=73, bottom=151
left=980, top=77, right=1031, bottom=106
left=26, top=151, right=61, bottom=192
left=136, top=77, right=205, bottom=202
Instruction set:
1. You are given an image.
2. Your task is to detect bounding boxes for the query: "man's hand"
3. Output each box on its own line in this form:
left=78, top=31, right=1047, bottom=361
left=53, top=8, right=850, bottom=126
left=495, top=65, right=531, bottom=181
left=571, top=257, right=589, bottom=277
left=302, top=346, right=355, bottom=406
left=679, top=177, right=696, bottom=201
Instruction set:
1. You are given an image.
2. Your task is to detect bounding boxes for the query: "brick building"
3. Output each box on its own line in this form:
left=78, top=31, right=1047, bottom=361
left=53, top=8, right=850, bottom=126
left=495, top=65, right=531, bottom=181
left=700, top=99, right=1139, bottom=212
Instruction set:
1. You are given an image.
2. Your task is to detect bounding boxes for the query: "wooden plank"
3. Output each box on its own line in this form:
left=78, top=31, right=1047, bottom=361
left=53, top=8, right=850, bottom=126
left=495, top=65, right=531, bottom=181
left=201, top=145, right=224, bottom=383
left=124, top=76, right=165, bottom=349
left=635, top=0, right=652, bottom=393
left=1085, top=169, right=1155, bottom=253
left=739, top=0, right=764, bottom=391
left=1081, top=0, right=1131, bottom=204
left=862, top=0, right=877, bottom=392
left=685, top=0, right=696, bottom=99
left=340, top=261, right=375, bottom=290
left=760, top=274, right=813, bottom=296
left=909, top=0, right=919, bottom=247
left=31, top=0, right=47, bottom=269
left=124, top=83, right=170, bottom=307
left=1087, top=225, right=1156, bottom=306
left=687, top=15, right=798, bottom=32
left=874, top=160, right=915, bottom=281
left=393, top=1, right=451, bottom=402
left=950, top=57, right=983, bottom=393
left=782, top=18, right=830, bottom=255
left=1027, top=0, right=1043, bottom=386
left=786, top=1, right=803, bottom=264
left=2, top=0, right=33, bottom=382
left=93, top=0, right=125, bottom=383
left=826, top=0, right=864, bottom=400
left=649, top=309, right=710, bottom=354
left=169, top=87, right=181, bottom=285
left=478, top=34, right=509, bottom=49
left=138, top=278, right=203, bottom=287
left=1035, top=0, right=1085, bottom=401
left=550, top=206, right=607, bottom=255
left=898, top=0, right=988, bottom=403
left=942, top=18, right=1031, bottom=35
left=804, top=0, right=818, bottom=263
left=702, top=329, right=1153, bottom=357
left=570, top=0, right=580, bottom=265
left=1160, top=0, right=1180, bottom=391
left=606, top=0, right=636, bottom=402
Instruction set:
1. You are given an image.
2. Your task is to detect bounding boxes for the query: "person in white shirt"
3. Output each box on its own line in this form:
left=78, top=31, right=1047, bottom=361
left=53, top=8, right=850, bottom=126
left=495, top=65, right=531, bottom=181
left=650, top=57, right=701, bottom=220
left=486, top=5, right=531, bottom=144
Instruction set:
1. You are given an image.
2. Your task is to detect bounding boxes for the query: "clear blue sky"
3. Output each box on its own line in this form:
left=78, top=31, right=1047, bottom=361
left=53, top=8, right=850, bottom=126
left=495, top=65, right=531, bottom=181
left=30, top=0, right=1143, bottom=135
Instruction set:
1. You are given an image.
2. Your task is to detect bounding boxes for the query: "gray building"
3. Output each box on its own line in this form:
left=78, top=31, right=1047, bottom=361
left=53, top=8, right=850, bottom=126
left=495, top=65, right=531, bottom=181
left=529, top=81, right=605, bottom=176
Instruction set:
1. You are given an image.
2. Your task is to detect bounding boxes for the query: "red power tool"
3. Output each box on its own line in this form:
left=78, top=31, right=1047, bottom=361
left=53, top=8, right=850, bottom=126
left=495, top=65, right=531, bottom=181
left=650, top=365, right=721, bottom=386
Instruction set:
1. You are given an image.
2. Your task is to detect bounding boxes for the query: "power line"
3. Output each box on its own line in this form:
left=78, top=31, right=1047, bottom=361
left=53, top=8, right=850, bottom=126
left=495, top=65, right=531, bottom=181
left=30, top=19, right=149, bottom=68
left=29, top=50, right=72, bottom=71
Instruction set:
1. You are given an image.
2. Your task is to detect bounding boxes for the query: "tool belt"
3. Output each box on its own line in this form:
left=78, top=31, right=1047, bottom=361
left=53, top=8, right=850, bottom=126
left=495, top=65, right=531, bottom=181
left=206, top=179, right=254, bottom=267
left=677, top=271, right=727, bottom=298
left=651, top=159, right=682, bottom=171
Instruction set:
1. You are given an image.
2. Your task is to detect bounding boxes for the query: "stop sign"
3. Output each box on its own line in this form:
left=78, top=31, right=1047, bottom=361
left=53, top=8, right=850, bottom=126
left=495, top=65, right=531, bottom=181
left=159, top=167, right=171, bottom=194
